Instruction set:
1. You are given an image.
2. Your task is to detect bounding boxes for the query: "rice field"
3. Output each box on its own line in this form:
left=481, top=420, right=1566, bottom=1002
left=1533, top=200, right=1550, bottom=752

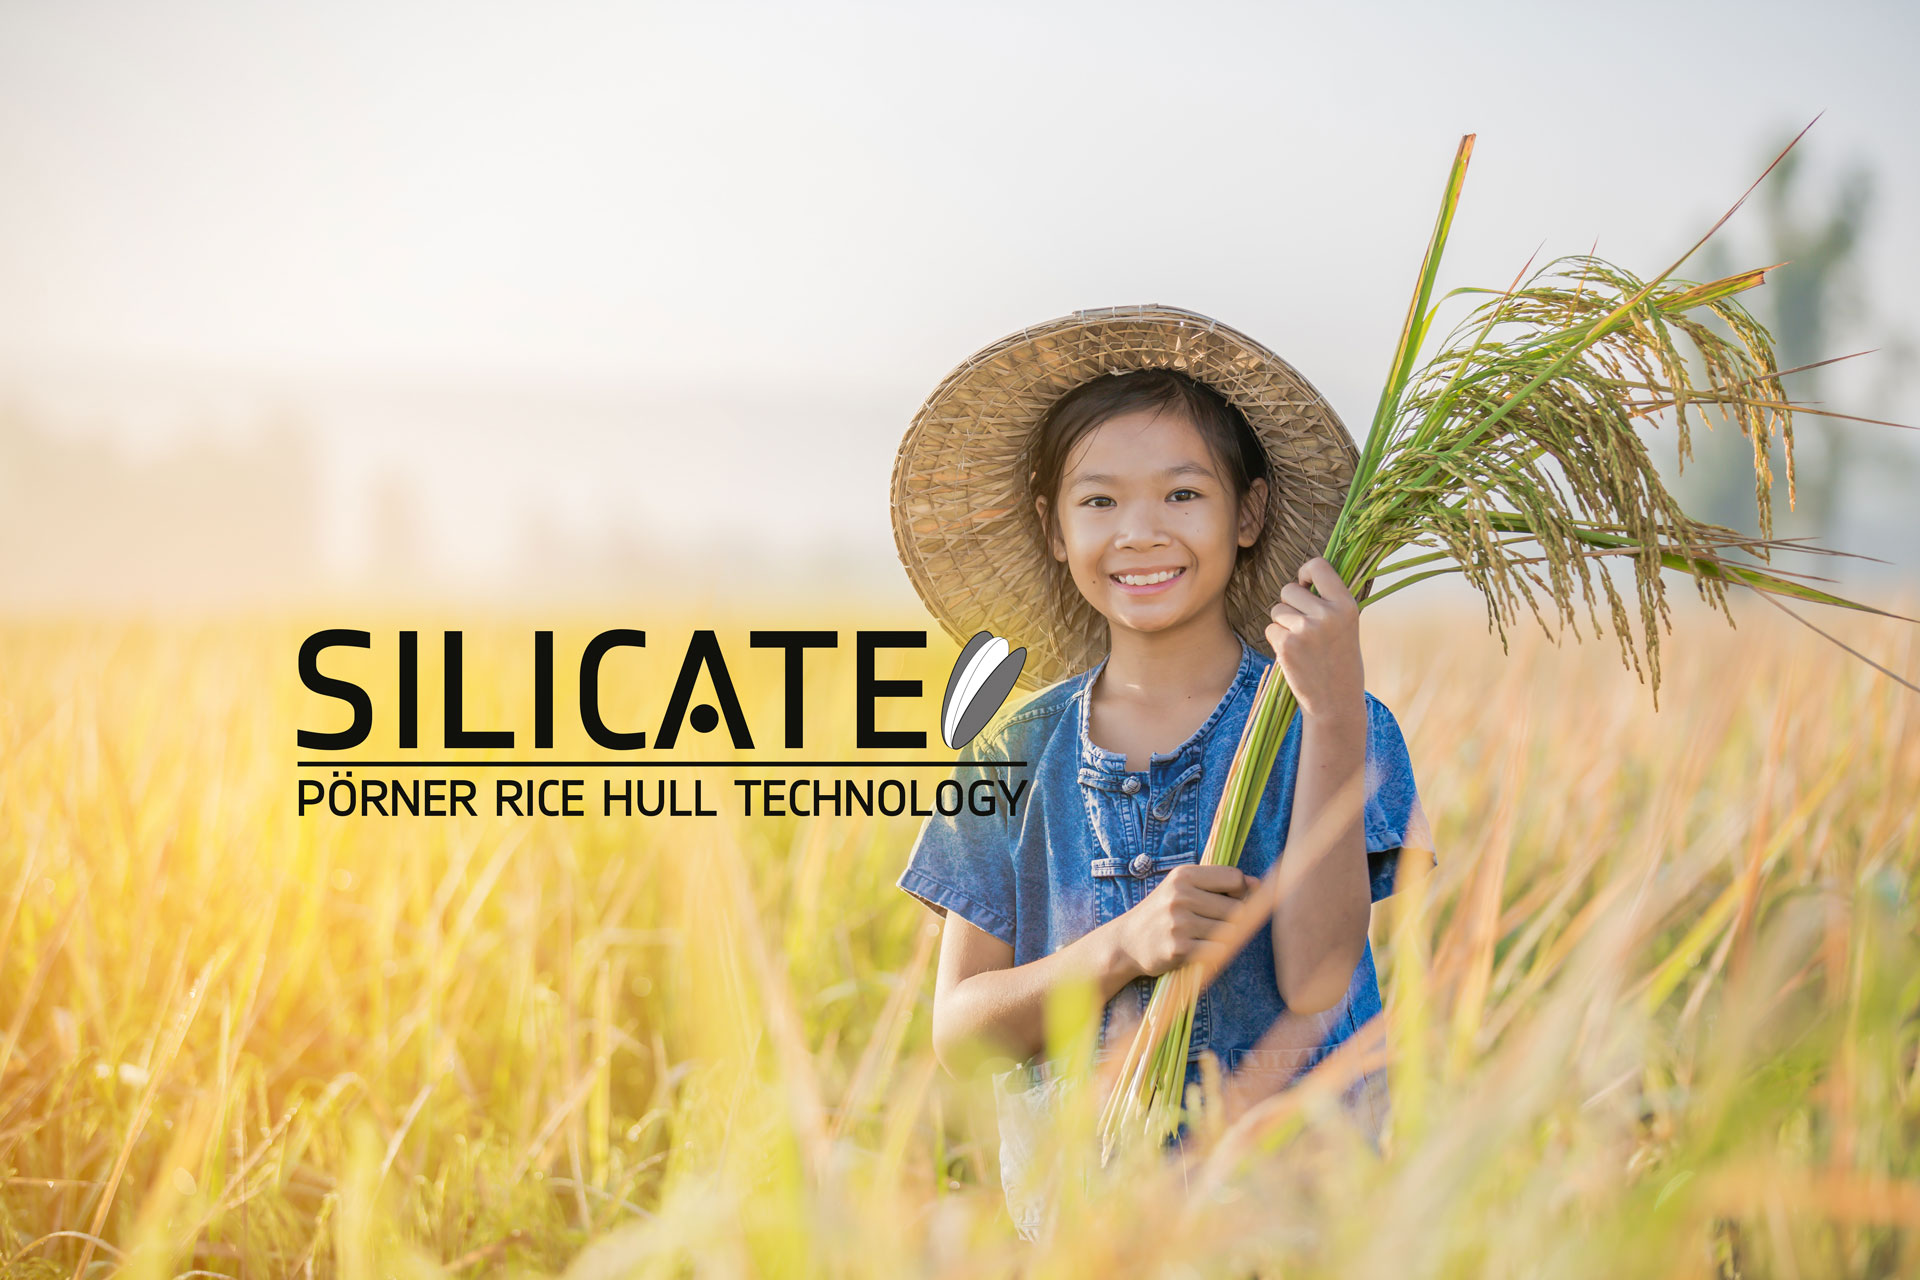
left=1, top=598, right=1916, bottom=1278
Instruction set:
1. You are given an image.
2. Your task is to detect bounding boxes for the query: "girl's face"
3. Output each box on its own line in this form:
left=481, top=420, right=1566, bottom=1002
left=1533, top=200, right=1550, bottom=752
left=1037, top=407, right=1268, bottom=643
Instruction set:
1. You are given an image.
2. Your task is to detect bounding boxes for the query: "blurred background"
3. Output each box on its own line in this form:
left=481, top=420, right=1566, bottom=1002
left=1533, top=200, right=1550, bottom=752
left=4, top=8, right=1917, bottom=1270
left=1, top=0, right=1914, bottom=615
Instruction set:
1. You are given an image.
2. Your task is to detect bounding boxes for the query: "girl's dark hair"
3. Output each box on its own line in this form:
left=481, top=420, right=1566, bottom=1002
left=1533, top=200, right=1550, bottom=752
left=1026, top=367, right=1270, bottom=568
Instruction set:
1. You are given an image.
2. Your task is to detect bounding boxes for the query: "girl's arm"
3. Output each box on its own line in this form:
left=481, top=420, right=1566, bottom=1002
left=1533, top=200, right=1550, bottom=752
left=929, top=914, right=1134, bottom=1077
left=1262, top=557, right=1373, bottom=1016
left=1267, top=706, right=1371, bottom=1014
left=930, top=864, right=1256, bottom=1077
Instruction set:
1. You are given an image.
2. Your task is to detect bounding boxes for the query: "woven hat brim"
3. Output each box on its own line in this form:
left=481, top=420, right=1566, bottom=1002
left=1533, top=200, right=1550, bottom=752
left=891, top=304, right=1358, bottom=690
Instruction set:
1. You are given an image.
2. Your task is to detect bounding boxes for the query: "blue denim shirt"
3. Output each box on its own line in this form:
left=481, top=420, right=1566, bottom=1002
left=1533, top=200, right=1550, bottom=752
left=898, top=634, right=1433, bottom=1102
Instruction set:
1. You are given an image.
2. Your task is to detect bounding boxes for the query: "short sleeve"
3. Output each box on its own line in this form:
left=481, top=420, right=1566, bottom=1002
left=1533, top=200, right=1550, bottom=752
left=894, top=728, right=1018, bottom=947
left=1362, top=694, right=1438, bottom=903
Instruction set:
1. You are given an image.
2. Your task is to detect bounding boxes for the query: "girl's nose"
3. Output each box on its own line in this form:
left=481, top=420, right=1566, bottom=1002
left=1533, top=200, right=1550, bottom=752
left=1114, top=507, right=1172, bottom=550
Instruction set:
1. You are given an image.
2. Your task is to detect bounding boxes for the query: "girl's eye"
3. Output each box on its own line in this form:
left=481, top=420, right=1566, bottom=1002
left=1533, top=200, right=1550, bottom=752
left=1169, top=488, right=1201, bottom=502
left=1081, top=495, right=1114, bottom=508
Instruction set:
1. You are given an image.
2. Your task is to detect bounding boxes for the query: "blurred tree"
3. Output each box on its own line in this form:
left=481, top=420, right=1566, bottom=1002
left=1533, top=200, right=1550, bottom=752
left=1685, top=134, right=1914, bottom=547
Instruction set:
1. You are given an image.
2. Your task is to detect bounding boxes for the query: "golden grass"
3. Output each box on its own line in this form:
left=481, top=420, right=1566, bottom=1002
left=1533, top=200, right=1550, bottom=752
left=1, top=600, right=1916, bottom=1277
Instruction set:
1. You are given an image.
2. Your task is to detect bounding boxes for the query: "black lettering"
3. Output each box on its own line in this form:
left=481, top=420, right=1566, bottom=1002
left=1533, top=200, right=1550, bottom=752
left=605, top=779, right=633, bottom=816
left=391, top=778, right=420, bottom=816
left=534, top=631, right=555, bottom=749
left=750, top=631, right=837, bottom=748
left=498, top=780, right=526, bottom=816
left=857, top=631, right=925, bottom=748
left=399, top=631, right=418, bottom=748
left=298, top=630, right=372, bottom=749
left=581, top=630, right=647, bottom=749
left=656, top=631, right=753, bottom=750
left=444, top=633, right=513, bottom=748
left=845, top=779, right=873, bottom=816
left=998, top=778, right=1030, bottom=817
left=969, top=778, right=997, bottom=815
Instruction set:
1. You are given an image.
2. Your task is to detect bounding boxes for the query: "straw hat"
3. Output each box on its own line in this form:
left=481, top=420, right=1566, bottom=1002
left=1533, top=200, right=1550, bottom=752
left=891, top=304, right=1359, bottom=690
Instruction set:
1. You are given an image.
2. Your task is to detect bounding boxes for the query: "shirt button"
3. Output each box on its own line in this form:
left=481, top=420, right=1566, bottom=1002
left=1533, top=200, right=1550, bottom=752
left=1121, top=776, right=1142, bottom=795
left=1129, top=853, right=1154, bottom=877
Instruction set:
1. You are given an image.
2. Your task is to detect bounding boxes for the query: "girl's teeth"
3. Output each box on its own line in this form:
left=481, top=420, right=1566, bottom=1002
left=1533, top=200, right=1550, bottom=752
left=1115, top=569, right=1182, bottom=585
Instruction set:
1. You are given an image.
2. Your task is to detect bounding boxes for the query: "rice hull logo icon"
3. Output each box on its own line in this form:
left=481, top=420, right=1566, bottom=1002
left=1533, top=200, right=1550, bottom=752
left=940, top=631, right=1026, bottom=751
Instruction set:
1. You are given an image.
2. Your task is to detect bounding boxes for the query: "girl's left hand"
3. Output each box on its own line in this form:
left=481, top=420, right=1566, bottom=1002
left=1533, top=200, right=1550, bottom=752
left=1265, top=557, right=1365, bottom=723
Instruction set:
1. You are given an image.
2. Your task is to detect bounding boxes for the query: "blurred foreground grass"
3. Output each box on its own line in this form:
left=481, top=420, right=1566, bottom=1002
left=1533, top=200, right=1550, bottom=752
left=1, top=601, right=1916, bottom=1278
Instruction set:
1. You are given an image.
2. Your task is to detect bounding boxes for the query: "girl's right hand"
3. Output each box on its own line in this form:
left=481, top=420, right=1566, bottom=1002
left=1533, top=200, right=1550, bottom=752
left=1117, top=864, right=1259, bottom=979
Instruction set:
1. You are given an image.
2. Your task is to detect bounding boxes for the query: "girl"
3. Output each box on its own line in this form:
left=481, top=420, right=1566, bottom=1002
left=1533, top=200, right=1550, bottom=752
left=889, top=306, right=1436, bottom=1240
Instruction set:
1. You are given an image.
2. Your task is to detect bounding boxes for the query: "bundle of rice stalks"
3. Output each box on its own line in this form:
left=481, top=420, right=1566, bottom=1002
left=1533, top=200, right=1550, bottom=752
left=1097, top=129, right=1914, bottom=1161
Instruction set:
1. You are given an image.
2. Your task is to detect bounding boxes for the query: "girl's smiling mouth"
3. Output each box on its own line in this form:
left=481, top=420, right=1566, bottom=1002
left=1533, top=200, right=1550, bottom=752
left=1109, top=566, right=1186, bottom=593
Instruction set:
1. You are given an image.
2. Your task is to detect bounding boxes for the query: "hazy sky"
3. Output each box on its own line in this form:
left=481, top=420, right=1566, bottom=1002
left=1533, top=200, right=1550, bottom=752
left=1, top=0, right=1914, bottom=590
